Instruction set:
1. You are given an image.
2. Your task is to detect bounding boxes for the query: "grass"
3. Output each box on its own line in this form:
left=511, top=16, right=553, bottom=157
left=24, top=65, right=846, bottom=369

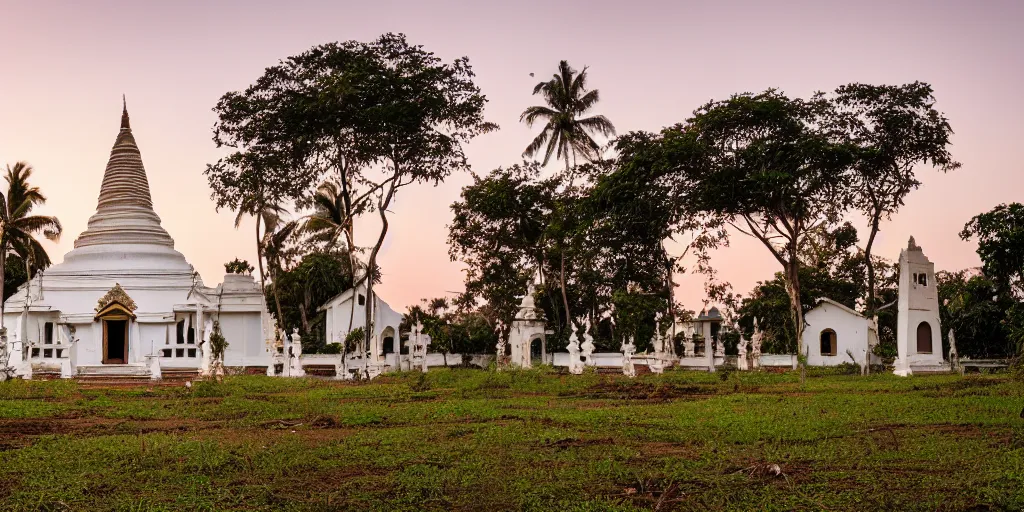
left=0, top=368, right=1021, bottom=511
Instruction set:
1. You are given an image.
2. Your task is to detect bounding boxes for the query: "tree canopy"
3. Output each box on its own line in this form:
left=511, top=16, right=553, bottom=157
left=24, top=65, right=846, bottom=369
left=208, top=33, right=495, bottom=349
left=833, top=82, right=959, bottom=314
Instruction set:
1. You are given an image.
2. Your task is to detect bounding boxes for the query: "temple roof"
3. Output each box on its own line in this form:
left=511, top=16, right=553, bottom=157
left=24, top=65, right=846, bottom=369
left=73, top=99, right=175, bottom=248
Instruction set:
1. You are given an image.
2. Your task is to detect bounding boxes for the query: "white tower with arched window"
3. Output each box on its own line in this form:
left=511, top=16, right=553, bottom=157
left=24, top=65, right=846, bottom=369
left=894, top=237, right=948, bottom=376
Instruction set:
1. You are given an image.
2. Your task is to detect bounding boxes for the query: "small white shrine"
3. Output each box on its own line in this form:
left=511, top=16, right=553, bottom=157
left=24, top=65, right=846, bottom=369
left=502, top=282, right=549, bottom=368
left=319, top=277, right=403, bottom=374
left=2, top=103, right=273, bottom=380
left=894, top=237, right=949, bottom=375
left=801, top=298, right=879, bottom=368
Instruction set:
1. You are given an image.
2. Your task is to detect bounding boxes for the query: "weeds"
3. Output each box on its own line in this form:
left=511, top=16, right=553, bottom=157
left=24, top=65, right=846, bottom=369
left=0, top=369, right=1021, bottom=511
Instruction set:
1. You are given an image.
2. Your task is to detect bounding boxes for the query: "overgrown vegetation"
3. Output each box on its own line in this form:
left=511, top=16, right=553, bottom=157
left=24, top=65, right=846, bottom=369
left=0, top=370, right=1020, bottom=510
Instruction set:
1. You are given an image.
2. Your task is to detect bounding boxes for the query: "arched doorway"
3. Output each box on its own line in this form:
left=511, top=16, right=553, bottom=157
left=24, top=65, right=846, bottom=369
left=530, top=337, right=544, bottom=365
left=819, top=329, right=837, bottom=356
left=381, top=326, right=396, bottom=354
left=916, top=322, right=932, bottom=353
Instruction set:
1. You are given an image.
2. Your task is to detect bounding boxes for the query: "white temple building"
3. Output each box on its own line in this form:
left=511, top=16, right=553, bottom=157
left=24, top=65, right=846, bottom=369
left=320, top=278, right=403, bottom=372
left=2, top=102, right=273, bottom=380
left=801, top=298, right=879, bottom=367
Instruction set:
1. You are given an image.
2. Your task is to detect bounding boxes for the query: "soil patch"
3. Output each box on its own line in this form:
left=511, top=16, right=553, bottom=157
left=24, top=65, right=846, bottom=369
left=575, top=381, right=716, bottom=401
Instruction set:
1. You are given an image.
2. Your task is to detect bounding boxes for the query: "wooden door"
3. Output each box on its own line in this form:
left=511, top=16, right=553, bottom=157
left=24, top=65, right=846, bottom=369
left=102, top=318, right=129, bottom=364
left=916, top=322, right=932, bottom=354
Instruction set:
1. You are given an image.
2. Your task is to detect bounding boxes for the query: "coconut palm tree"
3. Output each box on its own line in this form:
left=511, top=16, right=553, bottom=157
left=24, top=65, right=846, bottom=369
left=303, top=180, right=366, bottom=257
left=520, top=60, right=616, bottom=173
left=261, top=217, right=299, bottom=333
left=0, top=162, right=62, bottom=326
left=234, top=191, right=284, bottom=308
left=303, top=179, right=366, bottom=348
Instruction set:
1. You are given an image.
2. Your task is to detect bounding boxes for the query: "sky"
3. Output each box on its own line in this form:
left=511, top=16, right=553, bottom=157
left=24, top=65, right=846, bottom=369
left=1, top=0, right=1022, bottom=313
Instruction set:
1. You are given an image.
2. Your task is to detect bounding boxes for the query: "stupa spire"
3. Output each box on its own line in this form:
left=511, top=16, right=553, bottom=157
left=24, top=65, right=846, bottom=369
left=73, top=101, right=175, bottom=248
left=121, top=94, right=129, bottom=130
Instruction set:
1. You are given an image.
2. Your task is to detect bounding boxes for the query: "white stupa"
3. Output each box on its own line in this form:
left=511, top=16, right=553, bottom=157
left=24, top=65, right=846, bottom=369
left=3, top=100, right=273, bottom=379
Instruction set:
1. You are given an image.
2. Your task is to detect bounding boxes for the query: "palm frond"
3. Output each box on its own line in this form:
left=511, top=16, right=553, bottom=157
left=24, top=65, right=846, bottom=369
left=570, top=66, right=589, bottom=104
left=519, top=106, right=559, bottom=127
left=523, top=129, right=552, bottom=160
left=577, top=89, right=600, bottom=113
left=10, top=215, right=62, bottom=238
left=542, top=127, right=561, bottom=165
left=576, top=114, right=617, bottom=137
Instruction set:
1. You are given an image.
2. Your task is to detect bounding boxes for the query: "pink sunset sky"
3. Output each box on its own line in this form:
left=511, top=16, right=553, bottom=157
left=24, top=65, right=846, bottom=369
left=1, top=0, right=1021, bottom=313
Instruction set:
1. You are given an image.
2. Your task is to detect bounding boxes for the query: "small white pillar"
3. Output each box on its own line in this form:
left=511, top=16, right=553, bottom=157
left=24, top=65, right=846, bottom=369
left=59, top=358, right=73, bottom=379
left=197, top=304, right=211, bottom=377
left=289, top=328, right=305, bottom=377
left=421, top=334, right=431, bottom=373
left=147, top=355, right=162, bottom=380
left=706, top=339, right=715, bottom=373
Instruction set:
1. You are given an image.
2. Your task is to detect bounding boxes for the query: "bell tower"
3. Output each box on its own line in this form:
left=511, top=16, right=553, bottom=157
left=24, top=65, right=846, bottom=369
left=894, top=237, right=948, bottom=375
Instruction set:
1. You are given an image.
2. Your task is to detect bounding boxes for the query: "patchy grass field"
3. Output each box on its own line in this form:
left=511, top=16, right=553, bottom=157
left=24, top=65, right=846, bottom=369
left=0, top=369, right=1021, bottom=511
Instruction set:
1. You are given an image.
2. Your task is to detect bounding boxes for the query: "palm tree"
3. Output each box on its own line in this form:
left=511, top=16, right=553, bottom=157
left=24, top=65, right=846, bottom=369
left=0, top=162, right=62, bottom=327
left=304, top=181, right=352, bottom=249
left=303, top=179, right=366, bottom=354
left=234, top=191, right=285, bottom=323
left=520, top=60, right=616, bottom=173
left=261, top=217, right=298, bottom=334
left=521, top=62, right=614, bottom=337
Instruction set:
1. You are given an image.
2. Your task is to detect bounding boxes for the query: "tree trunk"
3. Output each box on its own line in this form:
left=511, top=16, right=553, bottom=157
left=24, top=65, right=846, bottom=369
left=270, top=267, right=285, bottom=336
left=664, top=247, right=677, bottom=355
left=345, top=225, right=357, bottom=358
left=537, top=253, right=563, bottom=338
left=299, top=301, right=310, bottom=335
left=784, top=254, right=806, bottom=385
left=0, top=249, right=6, bottom=329
left=255, top=215, right=275, bottom=334
left=364, top=174, right=398, bottom=374
left=864, top=212, right=881, bottom=317
left=862, top=212, right=883, bottom=377
left=559, top=251, right=571, bottom=330
left=256, top=215, right=266, bottom=290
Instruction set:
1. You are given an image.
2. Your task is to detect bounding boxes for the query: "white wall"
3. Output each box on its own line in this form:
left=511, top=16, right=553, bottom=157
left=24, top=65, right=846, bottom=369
left=220, top=311, right=270, bottom=367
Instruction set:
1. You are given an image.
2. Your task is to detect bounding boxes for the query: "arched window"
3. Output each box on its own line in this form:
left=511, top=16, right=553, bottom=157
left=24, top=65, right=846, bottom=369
left=916, top=322, right=932, bottom=353
left=819, top=329, right=837, bottom=356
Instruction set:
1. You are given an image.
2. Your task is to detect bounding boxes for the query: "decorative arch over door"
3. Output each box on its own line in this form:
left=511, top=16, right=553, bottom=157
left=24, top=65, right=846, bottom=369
left=916, top=322, right=932, bottom=354
left=95, top=284, right=138, bottom=364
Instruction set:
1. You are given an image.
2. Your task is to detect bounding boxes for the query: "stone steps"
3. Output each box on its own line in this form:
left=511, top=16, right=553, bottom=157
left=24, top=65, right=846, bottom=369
left=75, top=364, right=152, bottom=385
left=76, top=364, right=151, bottom=377
left=161, top=369, right=201, bottom=382
left=910, top=364, right=952, bottom=374
left=303, top=365, right=338, bottom=377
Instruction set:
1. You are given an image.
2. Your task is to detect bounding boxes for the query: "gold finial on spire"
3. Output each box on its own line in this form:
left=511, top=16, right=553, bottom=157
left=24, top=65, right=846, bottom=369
left=121, top=94, right=130, bottom=130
